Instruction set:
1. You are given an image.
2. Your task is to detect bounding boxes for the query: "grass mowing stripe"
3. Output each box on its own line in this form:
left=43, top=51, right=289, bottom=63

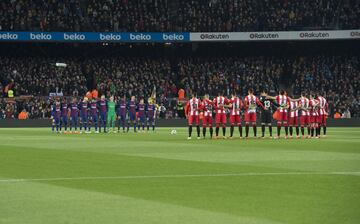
left=1, top=171, right=359, bottom=183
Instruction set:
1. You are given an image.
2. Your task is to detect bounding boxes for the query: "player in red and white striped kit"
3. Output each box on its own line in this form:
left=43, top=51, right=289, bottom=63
left=299, top=92, right=311, bottom=138
left=185, top=93, right=201, bottom=140
left=288, top=97, right=300, bottom=138
left=213, top=92, right=229, bottom=139
left=244, top=89, right=265, bottom=138
left=317, top=93, right=328, bottom=137
left=229, top=92, right=243, bottom=139
left=201, top=94, right=214, bottom=139
left=309, top=93, right=319, bottom=138
left=266, top=90, right=290, bottom=139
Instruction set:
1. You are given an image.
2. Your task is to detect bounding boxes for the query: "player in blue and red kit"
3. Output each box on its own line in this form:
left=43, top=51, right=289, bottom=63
left=69, top=98, right=79, bottom=132
left=146, top=98, right=157, bottom=131
left=79, top=97, right=89, bottom=133
left=51, top=99, right=62, bottom=133
left=97, top=95, right=107, bottom=133
left=117, top=95, right=127, bottom=133
left=89, top=99, right=99, bottom=133
left=137, top=98, right=146, bottom=132
left=60, top=98, right=69, bottom=133
left=127, top=96, right=137, bottom=132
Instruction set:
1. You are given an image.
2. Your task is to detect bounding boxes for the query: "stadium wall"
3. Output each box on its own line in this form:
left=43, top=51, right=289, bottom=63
left=0, top=119, right=359, bottom=128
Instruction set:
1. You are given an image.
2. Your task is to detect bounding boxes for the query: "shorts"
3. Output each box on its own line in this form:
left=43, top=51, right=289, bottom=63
left=188, top=115, right=199, bottom=125
left=129, top=113, right=136, bottom=121
left=300, top=115, right=309, bottom=126
left=229, top=115, right=241, bottom=124
left=100, top=112, right=107, bottom=122
left=92, top=115, right=98, bottom=123
left=277, top=111, right=288, bottom=122
left=309, top=115, right=318, bottom=123
left=317, top=115, right=327, bottom=125
left=215, top=113, right=227, bottom=124
left=245, top=112, right=256, bottom=123
left=261, top=111, right=272, bottom=124
left=288, top=116, right=298, bottom=126
left=138, top=115, right=146, bottom=123
left=202, top=116, right=213, bottom=127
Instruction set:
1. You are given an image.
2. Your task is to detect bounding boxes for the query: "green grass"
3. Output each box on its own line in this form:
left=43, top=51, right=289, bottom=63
left=0, top=127, right=359, bottom=224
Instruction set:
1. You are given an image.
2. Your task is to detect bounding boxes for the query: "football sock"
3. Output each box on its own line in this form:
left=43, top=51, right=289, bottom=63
left=230, top=126, right=234, bottom=137
left=239, top=125, right=242, bottom=137
left=222, top=127, right=226, bottom=136
left=196, top=125, right=200, bottom=137
left=245, top=124, right=249, bottom=137
left=253, top=125, right=257, bottom=137
left=203, top=127, right=206, bottom=137
left=188, top=125, right=192, bottom=137
left=296, top=126, right=299, bottom=136
left=269, top=126, right=272, bottom=136
left=210, top=127, right=213, bottom=138
left=289, top=126, right=293, bottom=136
left=261, top=125, right=265, bottom=137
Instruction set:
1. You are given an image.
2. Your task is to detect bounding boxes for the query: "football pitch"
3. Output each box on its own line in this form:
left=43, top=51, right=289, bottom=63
left=0, top=127, right=359, bottom=224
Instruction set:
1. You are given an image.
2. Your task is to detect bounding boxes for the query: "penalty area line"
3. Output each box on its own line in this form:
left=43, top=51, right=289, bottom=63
left=0, top=171, right=359, bottom=183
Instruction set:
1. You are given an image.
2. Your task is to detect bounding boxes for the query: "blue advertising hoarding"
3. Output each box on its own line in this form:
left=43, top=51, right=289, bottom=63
left=0, top=31, right=190, bottom=42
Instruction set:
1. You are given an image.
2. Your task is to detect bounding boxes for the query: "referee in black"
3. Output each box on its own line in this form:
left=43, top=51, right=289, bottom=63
left=259, top=90, right=274, bottom=138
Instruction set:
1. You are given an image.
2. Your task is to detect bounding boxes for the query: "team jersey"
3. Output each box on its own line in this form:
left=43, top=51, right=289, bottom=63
left=202, top=99, right=213, bottom=117
left=275, top=95, right=289, bottom=112
left=79, top=102, right=88, bottom=117
left=137, top=103, right=146, bottom=117
left=244, top=95, right=263, bottom=113
left=229, top=97, right=242, bottom=116
left=299, top=97, right=310, bottom=116
left=317, top=96, right=328, bottom=115
left=289, top=101, right=299, bottom=118
left=61, top=103, right=68, bottom=117
left=128, top=100, right=136, bottom=114
left=117, top=100, right=127, bottom=116
left=98, top=99, right=107, bottom=114
left=107, top=101, right=116, bottom=114
left=212, top=96, right=229, bottom=114
left=259, top=96, right=273, bottom=112
left=70, top=103, right=78, bottom=117
left=309, top=99, right=319, bottom=116
left=186, top=98, right=201, bottom=116
left=89, top=102, right=98, bottom=116
left=147, top=104, right=156, bottom=118
left=52, top=104, right=61, bottom=118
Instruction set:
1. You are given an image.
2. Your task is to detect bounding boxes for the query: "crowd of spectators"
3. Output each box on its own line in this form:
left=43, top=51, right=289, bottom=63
left=0, top=0, right=358, bottom=32
left=0, top=55, right=359, bottom=119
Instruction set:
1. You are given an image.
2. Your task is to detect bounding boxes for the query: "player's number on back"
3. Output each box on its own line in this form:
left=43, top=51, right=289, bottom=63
left=264, top=100, right=270, bottom=108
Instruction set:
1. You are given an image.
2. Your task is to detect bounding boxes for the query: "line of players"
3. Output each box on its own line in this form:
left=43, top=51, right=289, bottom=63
left=51, top=95, right=158, bottom=133
left=185, top=89, right=328, bottom=140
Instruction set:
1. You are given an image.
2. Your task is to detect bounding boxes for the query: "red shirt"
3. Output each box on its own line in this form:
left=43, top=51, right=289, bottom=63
left=212, top=96, right=229, bottom=114
left=229, top=97, right=242, bottom=115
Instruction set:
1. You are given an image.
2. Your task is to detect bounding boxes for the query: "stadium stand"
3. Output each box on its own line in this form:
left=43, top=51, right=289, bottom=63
left=0, top=0, right=359, bottom=32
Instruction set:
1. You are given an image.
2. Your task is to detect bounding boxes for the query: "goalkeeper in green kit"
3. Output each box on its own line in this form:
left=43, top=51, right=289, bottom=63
left=107, top=96, right=116, bottom=133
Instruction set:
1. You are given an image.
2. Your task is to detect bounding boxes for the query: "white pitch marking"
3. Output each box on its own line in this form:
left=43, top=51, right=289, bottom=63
left=0, top=171, right=359, bottom=183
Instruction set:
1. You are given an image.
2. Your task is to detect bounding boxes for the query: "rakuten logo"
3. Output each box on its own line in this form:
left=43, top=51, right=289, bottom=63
left=30, top=33, right=52, bottom=40
left=64, top=33, right=86, bottom=40
left=100, top=33, right=121, bottom=41
left=130, top=33, right=151, bottom=41
left=200, top=33, right=229, bottom=40
left=249, top=33, right=279, bottom=39
left=299, top=32, right=330, bottom=38
left=0, top=32, right=18, bottom=40
left=162, top=33, right=184, bottom=41
left=350, top=31, right=360, bottom=37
